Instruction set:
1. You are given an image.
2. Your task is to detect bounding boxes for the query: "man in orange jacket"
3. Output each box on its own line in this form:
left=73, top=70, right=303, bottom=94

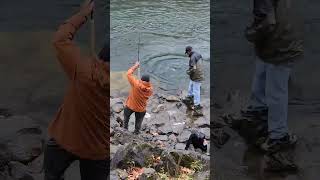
left=44, top=1, right=109, bottom=179
left=123, top=61, right=153, bottom=134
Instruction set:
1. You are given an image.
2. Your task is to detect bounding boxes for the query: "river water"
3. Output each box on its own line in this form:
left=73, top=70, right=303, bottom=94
left=110, top=0, right=210, bottom=96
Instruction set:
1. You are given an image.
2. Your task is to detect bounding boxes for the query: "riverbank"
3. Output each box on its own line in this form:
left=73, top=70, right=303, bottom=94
left=110, top=90, right=211, bottom=179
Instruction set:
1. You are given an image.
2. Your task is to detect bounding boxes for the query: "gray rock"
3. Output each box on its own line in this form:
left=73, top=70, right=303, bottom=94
left=200, top=128, right=210, bottom=140
left=172, top=123, right=185, bottom=134
left=175, top=143, right=186, bottom=150
left=117, top=169, right=128, bottom=180
left=7, top=127, right=44, bottom=163
left=158, top=125, right=173, bottom=135
left=112, top=102, right=124, bottom=113
left=194, top=117, right=210, bottom=128
left=165, top=95, right=180, bottom=102
left=177, top=130, right=191, bottom=143
left=194, top=171, right=210, bottom=180
left=140, top=168, right=157, bottom=179
left=109, top=170, right=120, bottom=180
left=27, top=153, right=43, bottom=174
left=155, top=135, right=168, bottom=141
left=9, top=161, right=33, bottom=180
left=151, top=104, right=166, bottom=113
left=168, top=134, right=177, bottom=142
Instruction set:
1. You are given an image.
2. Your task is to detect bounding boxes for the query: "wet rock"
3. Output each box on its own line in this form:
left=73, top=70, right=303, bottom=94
left=151, top=104, right=166, bottom=113
left=9, top=161, right=34, bottom=180
left=165, top=95, right=180, bottom=102
left=155, top=135, right=168, bottom=141
left=175, top=143, right=186, bottom=150
left=177, top=130, right=192, bottom=143
left=194, top=117, right=210, bottom=128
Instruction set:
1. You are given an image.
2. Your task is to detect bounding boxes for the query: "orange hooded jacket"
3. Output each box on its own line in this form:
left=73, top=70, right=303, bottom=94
left=125, top=65, right=153, bottom=112
left=48, top=8, right=109, bottom=160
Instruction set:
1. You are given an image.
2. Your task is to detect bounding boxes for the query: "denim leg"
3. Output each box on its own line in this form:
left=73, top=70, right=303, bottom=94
left=44, top=139, right=76, bottom=180
left=79, top=159, right=108, bottom=180
left=188, top=80, right=194, bottom=97
left=266, top=63, right=291, bottom=139
left=249, top=59, right=268, bottom=111
left=192, top=81, right=201, bottom=106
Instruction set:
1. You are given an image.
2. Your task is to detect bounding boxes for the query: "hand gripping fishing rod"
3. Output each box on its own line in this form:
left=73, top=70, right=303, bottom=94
left=90, top=0, right=96, bottom=59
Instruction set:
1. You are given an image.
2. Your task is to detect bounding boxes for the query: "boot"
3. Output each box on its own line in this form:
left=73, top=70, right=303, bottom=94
left=193, top=105, right=204, bottom=117
left=182, top=96, right=194, bottom=109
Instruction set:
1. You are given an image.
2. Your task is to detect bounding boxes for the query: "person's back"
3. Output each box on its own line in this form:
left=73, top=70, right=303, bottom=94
left=48, top=58, right=109, bottom=159
left=44, top=1, right=109, bottom=179
left=123, top=62, right=153, bottom=134
left=126, top=63, right=153, bottom=113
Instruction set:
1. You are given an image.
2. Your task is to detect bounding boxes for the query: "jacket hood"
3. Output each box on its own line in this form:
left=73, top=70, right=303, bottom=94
left=138, top=80, right=153, bottom=97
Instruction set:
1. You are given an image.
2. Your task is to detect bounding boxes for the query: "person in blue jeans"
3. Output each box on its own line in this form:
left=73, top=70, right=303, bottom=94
left=243, top=0, right=303, bottom=152
left=182, top=46, right=204, bottom=116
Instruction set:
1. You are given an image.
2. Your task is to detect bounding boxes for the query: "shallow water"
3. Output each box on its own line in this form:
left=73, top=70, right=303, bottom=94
left=111, top=0, right=210, bottom=95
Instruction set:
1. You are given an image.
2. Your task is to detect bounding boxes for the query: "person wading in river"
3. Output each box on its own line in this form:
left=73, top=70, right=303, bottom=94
left=123, top=61, right=153, bottom=134
left=242, top=0, right=303, bottom=153
left=44, top=1, right=109, bottom=179
left=182, top=46, right=204, bottom=116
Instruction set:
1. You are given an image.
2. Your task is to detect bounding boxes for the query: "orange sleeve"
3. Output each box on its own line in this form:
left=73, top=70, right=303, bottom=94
left=127, top=64, right=139, bottom=87
left=52, top=11, right=89, bottom=80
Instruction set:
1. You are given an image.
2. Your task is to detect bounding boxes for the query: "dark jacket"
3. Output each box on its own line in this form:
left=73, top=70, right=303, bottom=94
left=185, top=131, right=207, bottom=152
left=246, top=0, right=304, bottom=64
left=187, top=51, right=204, bottom=82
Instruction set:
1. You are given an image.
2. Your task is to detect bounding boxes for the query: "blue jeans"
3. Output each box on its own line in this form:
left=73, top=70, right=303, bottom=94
left=249, top=59, right=291, bottom=139
left=188, top=80, right=201, bottom=106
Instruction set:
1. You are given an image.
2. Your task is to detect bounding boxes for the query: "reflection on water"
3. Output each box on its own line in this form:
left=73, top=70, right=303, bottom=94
left=111, top=0, right=210, bottom=95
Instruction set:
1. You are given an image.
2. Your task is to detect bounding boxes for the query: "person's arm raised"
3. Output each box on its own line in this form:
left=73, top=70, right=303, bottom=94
left=127, top=61, right=140, bottom=87
left=52, top=0, right=94, bottom=80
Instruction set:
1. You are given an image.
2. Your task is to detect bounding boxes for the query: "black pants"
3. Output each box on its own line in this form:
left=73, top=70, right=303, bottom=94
left=44, top=138, right=108, bottom=180
left=123, top=106, right=146, bottom=133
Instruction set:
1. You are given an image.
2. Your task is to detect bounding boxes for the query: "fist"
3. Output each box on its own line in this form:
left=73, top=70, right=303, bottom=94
left=80, top=0, right=94, bottom=16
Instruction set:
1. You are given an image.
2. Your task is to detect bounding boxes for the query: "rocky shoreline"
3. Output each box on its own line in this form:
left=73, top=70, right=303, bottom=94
left=110, top=92, right=211, bottom=179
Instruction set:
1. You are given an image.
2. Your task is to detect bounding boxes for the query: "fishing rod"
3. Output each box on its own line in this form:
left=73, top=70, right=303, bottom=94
left=90, top=0, right=96, bottom=58
left=137, top=32, right=141, bottom=78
